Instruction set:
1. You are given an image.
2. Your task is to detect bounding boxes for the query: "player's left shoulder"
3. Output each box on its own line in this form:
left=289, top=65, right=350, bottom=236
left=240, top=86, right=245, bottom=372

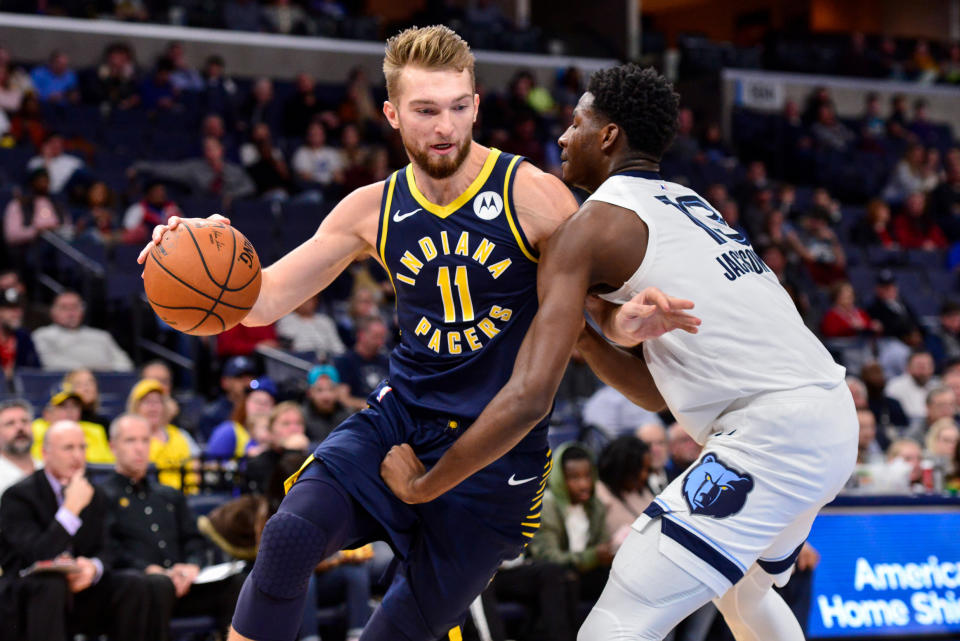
left=511, top=162, right=579, bottom=249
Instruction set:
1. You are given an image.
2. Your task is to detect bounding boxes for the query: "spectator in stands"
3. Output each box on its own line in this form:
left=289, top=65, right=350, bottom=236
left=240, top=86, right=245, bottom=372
left=74, top=180, right=119, bottom=246
left=792, top=206, right=846, bottom=286
left=595, top=435, right=651, bottom=548
left=0, top=420, right=151, bottom=641
left=886, top=351, right=940, bottom=425
left=866, top=269, right=921, bottom=339
left=910, top=40, right=940, bottom=82
left=859, top=92, right=886, bottom=147
left=205, top=376, right=276, bottom=460
left=199, top=113, right=237, bottom=157
left=635, top=423, right=668, bottom=494
left=850, top=199, right=895, bottom=248
left=941, top=42, right=960, bottom=84
left=905, top=386, right=958, bottom=443
left=239, top=77, right=281, bottom=136
left=909, top=99, right=939, bottom=147
left=10, top=92, right=47, bottom=149
left=583, top=384, right=662, bottom=436
left=90, top=41, right=140, bottom=112
left=925, top=301, right=960, bottom=369
left=810, top=103, right=854, bottom=152
left=292, top=120, right=345, bottom=196
left=140, top=360, right=175, bottom=398
left=261, top=0, right=311, bottom=35
left=164, top=42, right=202, bottom=92
left=102, top=413, right=243, bottom=640
left=340, top=122, right=371, bottom=178
left=127, top=379, right=199, bottom=491
left=0, top=287, right=39, bottom=378
left=198, top=55, right=239, bottom=123
left=891, top=191, right=947, bottom=250
left=732, top=159, right=771, bottom=212
left=801, top=85, right=833, bottom=127
left=820, top=280, right=881, bottom=338
left=31, top=386, right=113, bottom=464
left=664, top=106, right=698, bottom=166
left=847, top=376, right=868, bottom=409
left=0, top=62, right=24, bottom=117
left=240, top=122, right=291, bottom=199
left=887, top=93, right=910, bottom=139
left=700, top=122, right=735, bottom=166
left=139, top=57, right=179, bottom=113
left=931, top=161, right=960, bottom=242
left=0, top=399, right=39, bottom=494
left=276, top=294, right=345, bottom=361
left=27, top=133, right=84, bottom=195
left=338, top=67, right=379, bottom=132
left=924, top=417, right=959, bottom=460
left=778, top=100, right=813, bottom=177
left=29, top=50, right=78, bottom=104
left=856, top=409, right=884, bottom=464
left=216, top=320, right=278, bottom=358
left=861, top=361, right=910, bottom=445
left=884, top=144, right=940, bottom=203
left=302, top=364, right=351, bottom=444
left=284, top=72, right=322, bottom=137
left=334, top=316, right=389, bottom=411
left=129, top=136, right=255, bottom=201
left=758, top=244, right=810, bottom=318
left=244, top=401, right=310, bottom=493
left=528, top=443, right=612, bottom=603
left=122, top=180, right=182, bottom=245
left=33, top=291, right=134, bottom=372
left=666, top=423, right=703, bottom=482
left=63, top=368, right=110, bottom=427
left=886, top=438, right=923, bottom=490
left=198, top=355, right=256, bottom=438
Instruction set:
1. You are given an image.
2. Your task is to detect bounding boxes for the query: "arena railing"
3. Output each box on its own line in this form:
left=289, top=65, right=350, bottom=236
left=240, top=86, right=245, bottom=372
left=0, top=13, right=617, bottom=89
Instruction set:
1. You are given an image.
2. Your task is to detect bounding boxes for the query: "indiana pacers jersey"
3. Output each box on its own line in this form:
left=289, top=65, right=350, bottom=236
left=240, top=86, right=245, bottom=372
left=376, top=148, right=541, bottom=425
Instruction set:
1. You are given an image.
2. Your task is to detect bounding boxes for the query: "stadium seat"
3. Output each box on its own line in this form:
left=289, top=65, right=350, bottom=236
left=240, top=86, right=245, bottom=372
left=95, top=372, right=139, bottom=397
left=13, top=369, right=67, bottom=404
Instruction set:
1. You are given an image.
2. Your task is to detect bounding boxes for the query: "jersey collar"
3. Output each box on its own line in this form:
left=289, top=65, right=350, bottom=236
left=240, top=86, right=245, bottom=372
left=405, top=148, right=501, bottom=218
left=613, top=169, right=663, bottom=180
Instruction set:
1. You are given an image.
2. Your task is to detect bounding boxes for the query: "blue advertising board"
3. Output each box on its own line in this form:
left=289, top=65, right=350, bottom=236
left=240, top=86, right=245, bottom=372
left=807, top=511, right=960, bottom=638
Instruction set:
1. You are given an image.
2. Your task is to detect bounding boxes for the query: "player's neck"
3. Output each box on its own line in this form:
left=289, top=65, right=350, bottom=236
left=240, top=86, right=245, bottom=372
left=410, top=142, right=489, bottom=207
left=609, top=154, right=660, bottom=178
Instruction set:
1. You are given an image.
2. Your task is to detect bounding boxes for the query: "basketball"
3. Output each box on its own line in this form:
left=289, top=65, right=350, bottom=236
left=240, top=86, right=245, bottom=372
left=142, top=220, right=262, bottom=336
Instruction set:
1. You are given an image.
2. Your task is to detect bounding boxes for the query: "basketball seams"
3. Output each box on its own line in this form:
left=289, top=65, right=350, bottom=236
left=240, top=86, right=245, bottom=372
left=189, top=225, right=240, bottom=333
left=146, top=299, right=227, bottom=332
left=182, top=222, right=229, bottom=289
left=148, top=250, right=253, bottom=311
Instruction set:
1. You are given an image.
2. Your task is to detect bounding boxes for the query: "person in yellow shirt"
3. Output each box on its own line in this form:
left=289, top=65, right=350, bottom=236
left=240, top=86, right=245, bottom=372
left=31, top=386, right=114, bottom=464
left=126, top=379, right=199, bottom=491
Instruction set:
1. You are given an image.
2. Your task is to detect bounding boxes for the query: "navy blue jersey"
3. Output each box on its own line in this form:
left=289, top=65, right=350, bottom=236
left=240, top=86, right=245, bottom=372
left=376, top=148, right=541, bottom=423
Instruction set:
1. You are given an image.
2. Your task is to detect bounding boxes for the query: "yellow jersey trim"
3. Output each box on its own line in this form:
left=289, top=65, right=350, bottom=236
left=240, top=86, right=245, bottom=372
left=284, top=454, right=315, bottom=494
left=405, top=149, right=501, bottom=218
left=448, top=626, right=463, bottom=641
left=502, top=155, right=538, bottom=263
left=379, top=173, right=399, bottom=294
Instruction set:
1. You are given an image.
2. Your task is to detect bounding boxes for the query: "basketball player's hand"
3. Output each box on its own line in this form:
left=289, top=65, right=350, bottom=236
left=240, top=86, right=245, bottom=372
left=136, top=214, right=233, bottom=265
left=381, top=444, right=429, bottom=504
left=796, top=542, right=820, bottom=571
left=607, top=287, right=701, bottom=347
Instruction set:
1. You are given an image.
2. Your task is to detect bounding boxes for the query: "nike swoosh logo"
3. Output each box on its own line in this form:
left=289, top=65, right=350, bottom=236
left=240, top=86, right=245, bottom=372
left=508, top=474, right=537, bottom=486
left=393, top=208, right=422, bottom=222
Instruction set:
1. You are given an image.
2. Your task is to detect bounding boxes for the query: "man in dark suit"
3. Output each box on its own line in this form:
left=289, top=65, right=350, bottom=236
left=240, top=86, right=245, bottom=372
left=0, top=420, right=151, bottom=641
left=101, top=413, right=243, bottom=640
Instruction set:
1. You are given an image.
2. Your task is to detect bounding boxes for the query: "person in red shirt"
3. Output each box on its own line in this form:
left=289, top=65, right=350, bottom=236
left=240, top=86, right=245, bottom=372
left=216, top=323, right=278, bottom=358
left=891, top=191, right=948, bottom=250
left=821, top=280, right=882, bottom=338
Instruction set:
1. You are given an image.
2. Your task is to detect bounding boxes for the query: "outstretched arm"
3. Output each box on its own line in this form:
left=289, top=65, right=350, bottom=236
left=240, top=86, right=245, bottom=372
left=138, top=183, right=383, bottom=326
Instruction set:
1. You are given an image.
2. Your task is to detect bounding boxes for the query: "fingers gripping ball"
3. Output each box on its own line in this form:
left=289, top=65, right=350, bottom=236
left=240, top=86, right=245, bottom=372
left=143, top=220, right=261, bottom=336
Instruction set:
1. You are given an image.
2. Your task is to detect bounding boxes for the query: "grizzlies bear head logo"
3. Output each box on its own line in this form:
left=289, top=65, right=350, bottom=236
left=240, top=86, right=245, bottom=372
left=682, top=453, right=754, bottom=519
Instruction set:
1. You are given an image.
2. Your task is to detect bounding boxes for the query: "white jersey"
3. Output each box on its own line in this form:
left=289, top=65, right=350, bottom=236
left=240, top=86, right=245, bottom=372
left=591, top=171, right=845, bottom=441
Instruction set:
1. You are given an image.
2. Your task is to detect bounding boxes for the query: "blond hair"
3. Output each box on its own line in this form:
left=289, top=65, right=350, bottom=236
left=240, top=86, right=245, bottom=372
left=383, top=25, right=474, bottom=102
left=926, top=417, right=959, bottom=454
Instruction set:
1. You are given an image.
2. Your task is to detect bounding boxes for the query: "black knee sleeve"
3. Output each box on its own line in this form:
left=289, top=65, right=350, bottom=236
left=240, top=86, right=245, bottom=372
left=251, top=511, right=330, bottom=599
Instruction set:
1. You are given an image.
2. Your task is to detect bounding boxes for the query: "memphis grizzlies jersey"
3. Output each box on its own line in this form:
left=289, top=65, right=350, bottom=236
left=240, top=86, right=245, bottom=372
left=591, top=170, right=845, bottom=441
left=376, top=148, right=542, bottom=424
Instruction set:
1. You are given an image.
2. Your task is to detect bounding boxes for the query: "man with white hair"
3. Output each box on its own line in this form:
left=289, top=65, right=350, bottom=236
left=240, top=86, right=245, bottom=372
left=0, top=420, right=150, bottom=640
left=0, top=399, right=39, bottom=494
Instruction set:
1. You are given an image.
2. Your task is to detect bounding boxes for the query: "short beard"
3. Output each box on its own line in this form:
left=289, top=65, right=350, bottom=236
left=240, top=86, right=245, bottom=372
left=403, top=133, right=472, bottom=180
left=5, top=437, right=32, bottom=457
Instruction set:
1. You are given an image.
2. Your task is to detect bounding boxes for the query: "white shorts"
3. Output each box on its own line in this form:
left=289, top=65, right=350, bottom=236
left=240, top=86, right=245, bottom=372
left=633, top=382, right=858, bottom=597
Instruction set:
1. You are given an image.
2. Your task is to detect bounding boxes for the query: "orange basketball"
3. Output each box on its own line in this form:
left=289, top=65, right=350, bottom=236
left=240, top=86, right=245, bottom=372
left=143, top=220, right=262, bottom=336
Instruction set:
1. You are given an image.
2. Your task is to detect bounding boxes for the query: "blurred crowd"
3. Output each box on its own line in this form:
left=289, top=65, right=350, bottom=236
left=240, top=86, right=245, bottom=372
left=0, top=24, right=957, bottom=641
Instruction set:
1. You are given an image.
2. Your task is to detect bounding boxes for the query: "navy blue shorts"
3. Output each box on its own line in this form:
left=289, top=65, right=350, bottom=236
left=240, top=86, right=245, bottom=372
left=309, top=381, right=552, bottom=636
